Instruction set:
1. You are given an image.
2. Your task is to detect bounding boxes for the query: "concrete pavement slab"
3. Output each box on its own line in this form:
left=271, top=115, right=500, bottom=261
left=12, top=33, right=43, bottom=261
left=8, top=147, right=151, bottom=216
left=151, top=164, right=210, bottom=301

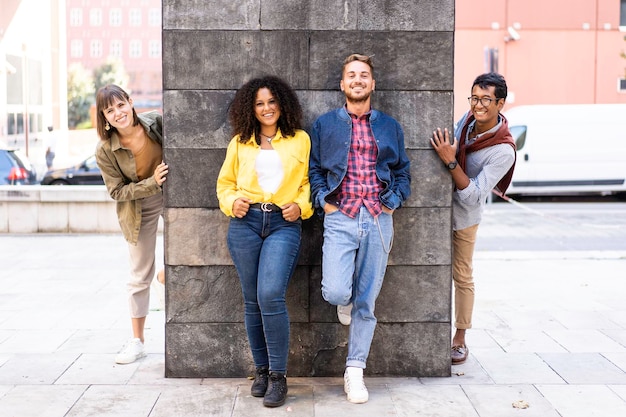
left=64, top=385, right=161, bottom=417
left=462, top=385, right=561, bottom=417
left=0, top=353, right=79, bottom=385
left=536, top=384, right=626, bottom=417
left=0, top=223, right=625, bottom=416
left=539, top=353, right=626, bottom=384
left=0, top=385, right=88, bottom=417
left=471, top=351, right=565, bottom=385
left=389, top=384, right=479, bottom=417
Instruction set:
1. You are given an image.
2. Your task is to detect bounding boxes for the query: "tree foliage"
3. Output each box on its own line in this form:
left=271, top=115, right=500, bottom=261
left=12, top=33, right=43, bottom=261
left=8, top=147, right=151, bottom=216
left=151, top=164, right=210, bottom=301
left=67, top=63, right=94, bottom=129
left=93, top=57, right=129, bottom=93
left=66, top=58, right=130, bottom=129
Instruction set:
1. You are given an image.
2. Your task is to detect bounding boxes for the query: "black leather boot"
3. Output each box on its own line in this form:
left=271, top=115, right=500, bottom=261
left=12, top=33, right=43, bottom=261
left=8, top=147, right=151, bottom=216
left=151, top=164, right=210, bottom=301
left=263, top=371, right=288, bottom=407
left=250, top=366, right=269, bottom=397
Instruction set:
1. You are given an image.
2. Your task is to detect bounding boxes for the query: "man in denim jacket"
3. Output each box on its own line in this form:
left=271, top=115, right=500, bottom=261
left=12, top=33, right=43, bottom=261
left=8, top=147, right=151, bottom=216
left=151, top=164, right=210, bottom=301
left=309, top=53, right=411, bottom=404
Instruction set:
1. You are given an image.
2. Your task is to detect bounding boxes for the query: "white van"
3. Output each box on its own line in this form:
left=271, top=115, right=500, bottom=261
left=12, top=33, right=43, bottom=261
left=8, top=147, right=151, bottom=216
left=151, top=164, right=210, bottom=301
left=503, top=104, right=626, bottom=196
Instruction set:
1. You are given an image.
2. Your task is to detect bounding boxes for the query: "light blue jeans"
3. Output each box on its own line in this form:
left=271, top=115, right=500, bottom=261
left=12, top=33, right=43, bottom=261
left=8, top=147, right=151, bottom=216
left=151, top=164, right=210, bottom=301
left=321, top=206, right=394, bottom=369
left=227, top=208, right=301, bottom=374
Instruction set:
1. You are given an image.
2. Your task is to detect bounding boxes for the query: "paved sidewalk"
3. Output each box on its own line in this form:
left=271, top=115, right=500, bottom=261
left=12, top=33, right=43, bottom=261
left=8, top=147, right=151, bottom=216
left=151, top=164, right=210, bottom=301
left=1, top=228, right=626, bottom=415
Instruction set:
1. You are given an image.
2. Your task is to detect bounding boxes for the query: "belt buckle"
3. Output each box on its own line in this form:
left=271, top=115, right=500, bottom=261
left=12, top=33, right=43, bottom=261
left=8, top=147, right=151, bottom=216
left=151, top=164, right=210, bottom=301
left=260, top=203, right=272, bottom=212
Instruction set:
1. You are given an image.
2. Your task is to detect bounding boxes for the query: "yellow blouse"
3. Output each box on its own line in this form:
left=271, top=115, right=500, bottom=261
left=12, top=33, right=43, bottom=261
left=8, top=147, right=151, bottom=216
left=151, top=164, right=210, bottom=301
left=216, top=128, right=313, bottom=220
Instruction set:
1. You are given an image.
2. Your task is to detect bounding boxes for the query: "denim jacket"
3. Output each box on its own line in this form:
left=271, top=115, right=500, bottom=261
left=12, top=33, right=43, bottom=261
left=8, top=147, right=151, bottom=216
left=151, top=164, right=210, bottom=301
left=309, top=107, right=411, bottom=215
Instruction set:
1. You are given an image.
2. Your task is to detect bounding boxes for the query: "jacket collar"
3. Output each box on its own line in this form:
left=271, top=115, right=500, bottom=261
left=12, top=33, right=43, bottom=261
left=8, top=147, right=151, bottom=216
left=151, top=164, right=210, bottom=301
left=109, top=112, right=158, bottom=151
left=338, top=105, right=379, bottom=122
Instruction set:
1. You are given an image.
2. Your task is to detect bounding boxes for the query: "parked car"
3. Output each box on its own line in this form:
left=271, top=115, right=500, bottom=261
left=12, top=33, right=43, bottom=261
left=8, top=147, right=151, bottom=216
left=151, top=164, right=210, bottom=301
left=40, top=155, right=104, bottom=185
left=0, top=147, right=37, bottom=185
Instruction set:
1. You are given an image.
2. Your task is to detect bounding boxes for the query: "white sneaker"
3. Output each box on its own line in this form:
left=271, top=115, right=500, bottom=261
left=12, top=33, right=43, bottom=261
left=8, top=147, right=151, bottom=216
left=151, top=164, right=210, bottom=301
left=344, top=366, right=368, bottom=404
left=115, top=338, right=146, bottom=364
left=337, top=303, right=352, bottom=326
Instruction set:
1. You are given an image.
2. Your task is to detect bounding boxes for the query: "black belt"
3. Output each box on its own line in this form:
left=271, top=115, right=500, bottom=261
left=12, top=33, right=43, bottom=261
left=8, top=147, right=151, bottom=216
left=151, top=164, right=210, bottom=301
left=249, top=203, right=282, bottom=212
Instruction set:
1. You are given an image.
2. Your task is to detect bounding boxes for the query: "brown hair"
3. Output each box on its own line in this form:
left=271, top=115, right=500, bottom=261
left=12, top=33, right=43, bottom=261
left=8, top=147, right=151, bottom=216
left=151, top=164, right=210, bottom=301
left=342, top=54, right=374, bottom=78
left=95, top=84, right=139, bottom=140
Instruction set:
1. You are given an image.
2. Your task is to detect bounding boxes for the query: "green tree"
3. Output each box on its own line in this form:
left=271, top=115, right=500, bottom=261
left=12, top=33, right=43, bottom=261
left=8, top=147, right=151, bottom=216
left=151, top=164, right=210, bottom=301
left=93, top=57, right=129, bottom=92
left=67, top=63, right=94, bottom=129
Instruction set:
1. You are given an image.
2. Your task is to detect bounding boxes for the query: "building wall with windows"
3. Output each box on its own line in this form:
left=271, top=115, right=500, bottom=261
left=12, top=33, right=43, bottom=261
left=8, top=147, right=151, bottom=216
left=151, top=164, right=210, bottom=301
left=66, top=0, right=162, bottom=105
left=0, top=0, right=65, bottom=155
left=454, top=0, right=626, bottom=120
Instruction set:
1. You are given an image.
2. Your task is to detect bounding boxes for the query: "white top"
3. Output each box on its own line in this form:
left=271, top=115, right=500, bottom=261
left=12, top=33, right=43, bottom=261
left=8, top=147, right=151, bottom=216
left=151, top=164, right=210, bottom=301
left=255, top=149, right=283, bottom=194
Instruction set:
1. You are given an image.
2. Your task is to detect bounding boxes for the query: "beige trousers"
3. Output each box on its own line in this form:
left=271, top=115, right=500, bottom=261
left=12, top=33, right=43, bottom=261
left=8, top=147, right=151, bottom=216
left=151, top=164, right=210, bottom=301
left=452, top=224, right=479, bottom=330
left=127, top=193, right=163, bottom=318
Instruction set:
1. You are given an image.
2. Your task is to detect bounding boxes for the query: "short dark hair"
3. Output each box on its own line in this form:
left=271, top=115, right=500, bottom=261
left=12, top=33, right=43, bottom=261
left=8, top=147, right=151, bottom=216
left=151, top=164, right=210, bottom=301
left=95, top=84, right=139, bottom=141
left=342, top=53, right=374, bottom=78
left=472, top=73, right=508, bottom=100
left=229, top=76, right=303, bottom=143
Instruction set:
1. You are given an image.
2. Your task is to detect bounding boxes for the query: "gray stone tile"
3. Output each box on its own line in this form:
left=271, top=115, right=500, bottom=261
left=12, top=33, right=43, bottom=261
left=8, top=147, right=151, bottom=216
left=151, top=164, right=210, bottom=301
left=601, top=329, right=626, bottom=348
left=65, top=385, right=160, bottom=417
left=473, top=352, right=565, bottom=384
left=464, top=329, right=505, bottom=353
left=609, top=384, right=626, bottom=401
left=602, top=352, right=626, bottom=373
left=0, top=353, right=10, bottom=367
left=492, top=310, right=567, bottom=331
left=0, top=353, right=79, bottom=385
left=0, top=384, right=11, bottom=397
left=462, top=385, right=561, bottom=417
left=390, top=384, right=479, bottom=417
left=149, top=384, right=237, bottom=417
left=539, top=353, right=626, bottom=384
left=234, top=384, right=314, bottom=416
left=421, top=356, right=494, bottom=385
left=536, top=385, right=626, bottom=417
left=311, top=384, right=354, bottom=416
left=129, top=354, right=201, bottom=385
left=54, top=353, right=141, bottom=385
left=544, top=329, right=626, bottom=352
left=487, top=329, right=568, bottom=353
left=55, top=329, right=131, bottom=354
left=550, top=311, right=622, bottom=330
left=0, top=385, right=87, bottom=417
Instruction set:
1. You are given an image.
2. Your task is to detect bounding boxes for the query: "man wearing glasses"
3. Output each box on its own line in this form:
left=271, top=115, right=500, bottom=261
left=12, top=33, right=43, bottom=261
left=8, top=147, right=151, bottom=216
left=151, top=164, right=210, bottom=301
left=430, top=73, right=516, bottom=365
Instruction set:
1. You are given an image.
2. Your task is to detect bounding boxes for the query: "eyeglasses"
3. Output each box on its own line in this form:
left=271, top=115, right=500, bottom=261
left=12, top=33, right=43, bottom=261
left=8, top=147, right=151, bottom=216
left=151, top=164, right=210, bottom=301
left=467, top=96, right=501, bottom=107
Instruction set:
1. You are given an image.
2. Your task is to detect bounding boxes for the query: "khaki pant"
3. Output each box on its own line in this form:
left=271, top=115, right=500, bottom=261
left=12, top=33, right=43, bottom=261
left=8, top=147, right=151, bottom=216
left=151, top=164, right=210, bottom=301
left=127, top=193, right=163, bottom=318
left=452, top=224, right=479, bottom=330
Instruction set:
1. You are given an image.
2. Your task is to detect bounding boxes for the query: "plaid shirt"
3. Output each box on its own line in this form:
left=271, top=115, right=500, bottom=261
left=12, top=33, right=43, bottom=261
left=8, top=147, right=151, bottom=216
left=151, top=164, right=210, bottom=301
left=332, top=110, right=384, bottom=218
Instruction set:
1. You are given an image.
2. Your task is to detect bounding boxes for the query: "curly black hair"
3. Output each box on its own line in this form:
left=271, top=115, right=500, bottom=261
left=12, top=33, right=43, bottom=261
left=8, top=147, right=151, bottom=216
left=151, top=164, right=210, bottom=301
left=229, top=76, right=303, bottom=143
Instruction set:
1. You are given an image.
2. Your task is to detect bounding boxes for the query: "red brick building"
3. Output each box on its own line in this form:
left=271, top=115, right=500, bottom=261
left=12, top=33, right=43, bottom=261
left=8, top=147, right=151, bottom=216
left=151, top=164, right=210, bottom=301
left=66, top=0, right=162, bottom=107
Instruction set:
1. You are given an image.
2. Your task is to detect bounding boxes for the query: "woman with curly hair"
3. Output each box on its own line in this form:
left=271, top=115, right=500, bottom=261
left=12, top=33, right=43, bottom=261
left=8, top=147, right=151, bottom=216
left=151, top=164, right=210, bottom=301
left=216, top=76, right=313, bottom=408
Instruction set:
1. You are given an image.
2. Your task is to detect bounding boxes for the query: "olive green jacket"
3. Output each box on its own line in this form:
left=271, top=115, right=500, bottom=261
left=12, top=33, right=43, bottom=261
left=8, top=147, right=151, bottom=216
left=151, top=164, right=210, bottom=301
left=95, top=112, right=163, bottom=245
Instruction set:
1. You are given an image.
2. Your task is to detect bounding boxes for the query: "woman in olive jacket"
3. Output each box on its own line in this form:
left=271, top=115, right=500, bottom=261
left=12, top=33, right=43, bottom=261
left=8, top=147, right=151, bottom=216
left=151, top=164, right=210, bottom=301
left=95, top=84, right=168, bottom=365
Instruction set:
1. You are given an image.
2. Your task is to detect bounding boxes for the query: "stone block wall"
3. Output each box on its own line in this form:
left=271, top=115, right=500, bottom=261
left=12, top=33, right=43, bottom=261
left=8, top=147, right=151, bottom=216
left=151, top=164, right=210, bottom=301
left=162, top=0, right=455, bottom=377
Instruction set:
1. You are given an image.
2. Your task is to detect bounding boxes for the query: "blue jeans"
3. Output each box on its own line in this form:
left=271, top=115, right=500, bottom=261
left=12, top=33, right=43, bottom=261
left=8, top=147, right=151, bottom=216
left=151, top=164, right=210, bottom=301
left=321, top=206, right=394, bottom=369
left=227, top=208, right=302, bottom=374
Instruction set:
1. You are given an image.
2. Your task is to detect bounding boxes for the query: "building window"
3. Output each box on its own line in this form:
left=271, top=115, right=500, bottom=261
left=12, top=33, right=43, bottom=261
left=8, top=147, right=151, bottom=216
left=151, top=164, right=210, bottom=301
left=148, top=41, right=161, bottom=58
left=148, top=8, right=161, bottom=26
left=129, top=9, right=142, bottom=26
left=90, top=9, right=102, bottom=26
left=621, top=0, right=626, bottom=28
left=70, top=40, right=83, bottom=58
left=110, top=9, right=122, bottom=26
left=110, top=40, right=123, bottom=58
left=69, top=8, right=82, bottom=26
left=129, top=40, right=142, bottom=58
left=90, top=40, right=103, bottom=58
